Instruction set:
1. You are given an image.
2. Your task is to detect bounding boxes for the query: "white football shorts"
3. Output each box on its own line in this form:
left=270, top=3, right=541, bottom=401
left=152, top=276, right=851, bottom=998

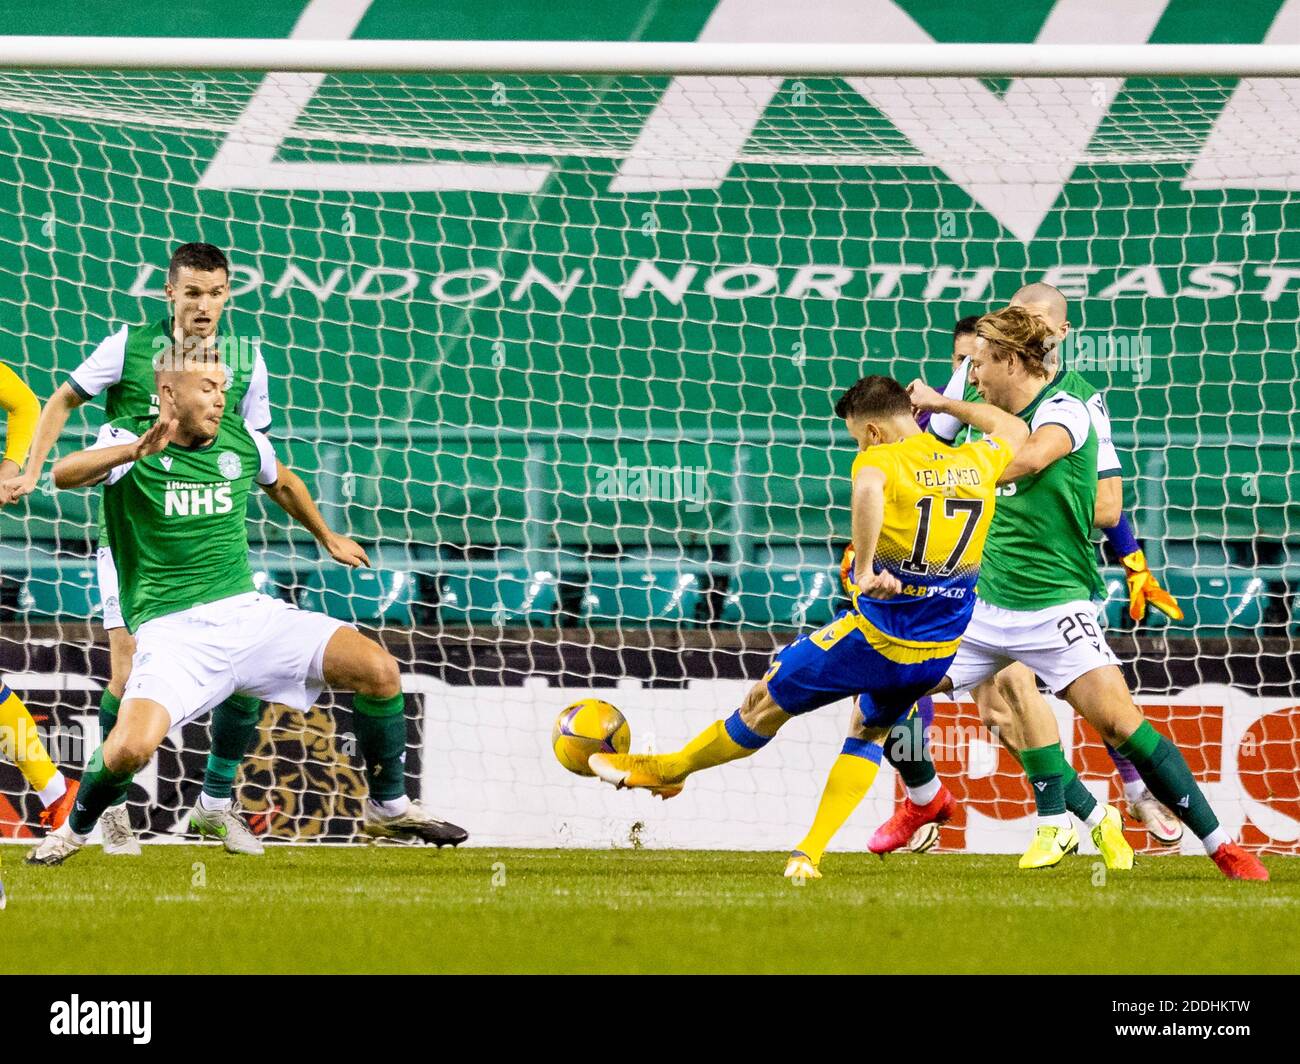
left=124, top=592, right=352, bottom=729
left=96, top=545, right=125, bottom=632
left=946, top=598, right=1121, bottom=696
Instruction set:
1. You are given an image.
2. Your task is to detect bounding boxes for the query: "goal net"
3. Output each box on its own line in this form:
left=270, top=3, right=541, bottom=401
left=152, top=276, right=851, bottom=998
left=0, top=44, right=1296, bottom=854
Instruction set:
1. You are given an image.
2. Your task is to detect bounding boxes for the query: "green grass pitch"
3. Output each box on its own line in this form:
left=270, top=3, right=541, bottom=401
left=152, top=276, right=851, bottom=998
left=2, top=846, right=1297, bottom=974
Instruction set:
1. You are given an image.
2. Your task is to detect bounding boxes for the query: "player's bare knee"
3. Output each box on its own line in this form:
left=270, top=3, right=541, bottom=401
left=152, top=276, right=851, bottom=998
left=739, top=682, right=786, bottom=736
left=104, top=733, right=151, bottom=775
left=846, top=708, right=872, bottom=741
left=359, top=646, right=401, bottom=700
left=1093, top=712, right=1139, bottom=750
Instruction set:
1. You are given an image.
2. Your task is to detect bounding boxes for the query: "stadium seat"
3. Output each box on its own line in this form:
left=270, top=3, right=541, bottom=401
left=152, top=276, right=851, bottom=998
left=20, top=562, right=99, bottom=620
left=757, top=543, right=838, bottom=570
left=581, top=566, right=704, bottom=626
left=1161, top=541, right=1231, bottom=571
left=742, top=443, right=841, bottom=546
left=1160, top=569, right=1271, bottom=637
left=436, top=568, right=558, bottom=626
left=296, top=567, right=417, bottom=625
left=722, top=566, right=839, bottom=628
left=552, top=439, right=734, bottom=550
left=350, top=442, right=535, bottom=549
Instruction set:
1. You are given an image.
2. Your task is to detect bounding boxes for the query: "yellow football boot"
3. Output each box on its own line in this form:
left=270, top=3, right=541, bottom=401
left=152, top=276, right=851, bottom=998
left=588, top=753, right=685, bottom=799
left=1092, top=804, right=1135, bottom=870
left=1018, top=824, right=1079, bottom=869
left=783, top=851, right=822, bottom=880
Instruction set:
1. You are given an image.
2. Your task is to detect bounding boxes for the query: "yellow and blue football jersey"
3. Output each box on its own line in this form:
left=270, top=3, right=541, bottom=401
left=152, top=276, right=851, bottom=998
left=849, top=431, right=1013, bottom=650
left=762, top=430, right=1013, bottom=722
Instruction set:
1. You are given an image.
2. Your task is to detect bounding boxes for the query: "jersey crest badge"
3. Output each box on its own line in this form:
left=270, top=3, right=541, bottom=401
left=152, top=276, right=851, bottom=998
left=218, top=451, right=241, bottom=479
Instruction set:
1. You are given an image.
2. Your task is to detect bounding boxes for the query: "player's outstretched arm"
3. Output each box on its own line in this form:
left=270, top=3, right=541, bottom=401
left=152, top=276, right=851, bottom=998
left=1095, top=476, right=1122, bottom=529
left=849, top=465, right=902, bottom=599
left=0, top=363, right=42, bottom=504
left=906, top=379, right=1029, bottom=452
left=53, top=417, right=176, bottom=489
left=0, top=381, right=83, bottom=503
left=992, top=426, right=1073, bottom=484
left=260, top=461, right=371, bottom=568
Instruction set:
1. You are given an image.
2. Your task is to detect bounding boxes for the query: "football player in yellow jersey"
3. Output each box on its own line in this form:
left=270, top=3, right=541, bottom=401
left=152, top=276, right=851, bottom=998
left=589, top=375, right=1027, bottom=811
left=0, top=362, right=78, bottom=907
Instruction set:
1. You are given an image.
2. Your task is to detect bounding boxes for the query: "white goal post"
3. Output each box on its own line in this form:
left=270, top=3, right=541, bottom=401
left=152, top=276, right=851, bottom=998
left=5, top=38, right=1300, bottom=75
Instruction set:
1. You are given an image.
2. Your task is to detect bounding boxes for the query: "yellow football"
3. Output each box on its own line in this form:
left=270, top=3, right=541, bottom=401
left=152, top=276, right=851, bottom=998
left=552, top=698, right=631, bottom=776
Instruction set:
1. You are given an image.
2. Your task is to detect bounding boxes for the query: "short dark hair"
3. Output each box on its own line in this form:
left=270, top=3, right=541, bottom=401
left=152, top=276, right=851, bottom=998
left=954, top=314, right=981, bottom=339
left=168, top=242, right=229, bottom=282
left=834, top=375, right=911, bottom=421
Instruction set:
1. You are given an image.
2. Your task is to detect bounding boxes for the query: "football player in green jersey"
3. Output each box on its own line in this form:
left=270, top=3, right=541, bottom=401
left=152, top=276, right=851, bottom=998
left=28, top=343, right=467, bottom=865
left=6, top=243, right=372, bottom=856
left=925, top=307, right=1265, bottom=879
left=956, top=285, right=1185, bottom=846
left=898, top=288, right=1183, bottom=850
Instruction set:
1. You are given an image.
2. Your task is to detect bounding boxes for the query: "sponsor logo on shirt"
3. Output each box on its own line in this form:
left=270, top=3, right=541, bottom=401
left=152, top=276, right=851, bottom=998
left=163, top=481, right=233, bottom=517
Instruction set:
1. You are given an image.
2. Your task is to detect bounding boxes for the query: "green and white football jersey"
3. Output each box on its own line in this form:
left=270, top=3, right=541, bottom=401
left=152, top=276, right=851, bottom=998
left=92, top=415, right=279, bottom=631
left=68, top=318, right=272, bottom=544
left=930, top=363, right=1107, bottom=610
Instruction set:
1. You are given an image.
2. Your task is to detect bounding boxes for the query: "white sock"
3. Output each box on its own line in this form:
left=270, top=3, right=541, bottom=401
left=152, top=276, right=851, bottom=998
left=1123, top=779, right=1148, bottom=805
left=368, top=795, right=410, bottom=817
left=37, top=770, right=68, bottom=808
left=1039, top=813, right=1072, bottom=830
left=905, top=777, right=942, bottom=806
left=1082, top=804, right=1106, bottom=830
left=1202, top=826, right=1230, bottom=854
left=60, top=821, right=88, bottom=845
left=198, top=792, right=232, bottom=813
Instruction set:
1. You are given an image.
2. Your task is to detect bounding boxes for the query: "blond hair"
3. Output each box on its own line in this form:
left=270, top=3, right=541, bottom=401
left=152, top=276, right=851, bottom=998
left=975, top=305, right=1055, bottom=378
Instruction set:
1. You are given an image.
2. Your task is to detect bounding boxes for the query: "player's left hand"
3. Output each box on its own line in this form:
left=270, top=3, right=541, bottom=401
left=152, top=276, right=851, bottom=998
left=857, top=568, right=903, bottom=600
left=0, top=460, right=25, bottom=506
left=1121, top=549, right=1183, bottom=622
left=906, top=378, right=945, bottom=413
left=323, top=533, right=371, bottom=568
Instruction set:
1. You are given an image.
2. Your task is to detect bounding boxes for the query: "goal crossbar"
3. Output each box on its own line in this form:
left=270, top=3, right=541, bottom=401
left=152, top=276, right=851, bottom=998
left=4, top=38, right=1300, bottom=76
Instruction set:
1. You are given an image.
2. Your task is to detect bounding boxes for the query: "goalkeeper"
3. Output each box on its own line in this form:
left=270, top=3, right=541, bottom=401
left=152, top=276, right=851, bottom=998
left=28, top=341, right=467, bottom=866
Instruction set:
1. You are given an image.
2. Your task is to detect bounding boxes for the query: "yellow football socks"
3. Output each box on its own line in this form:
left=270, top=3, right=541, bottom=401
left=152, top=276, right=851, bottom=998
left=671, top=711, right=772, bottom=780
left=794, top=739, right=882, bottom=864
left=0, top=684, right=67, bottom=805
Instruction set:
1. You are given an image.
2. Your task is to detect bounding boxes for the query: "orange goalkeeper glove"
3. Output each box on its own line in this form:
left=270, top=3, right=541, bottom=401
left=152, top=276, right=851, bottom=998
left=1121, top=549, right=1184, bottom=622
left=840, top=544, right=861, bottom=599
